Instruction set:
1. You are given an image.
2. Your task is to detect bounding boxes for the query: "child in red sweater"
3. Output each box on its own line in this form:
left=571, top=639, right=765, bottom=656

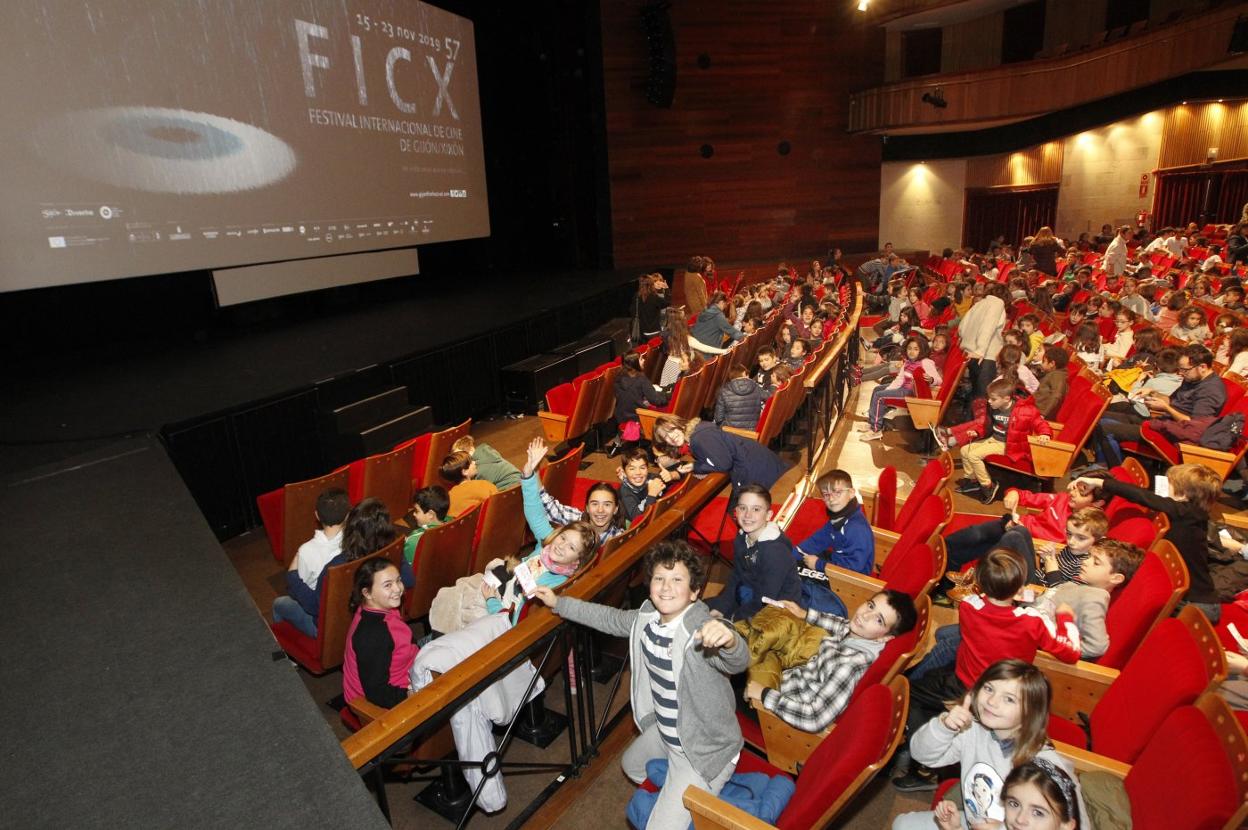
left=893, top=548, right=1081, bottom=791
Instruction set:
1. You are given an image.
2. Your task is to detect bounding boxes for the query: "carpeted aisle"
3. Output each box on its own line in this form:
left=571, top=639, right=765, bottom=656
left=0, top=437, right=386, bottom=829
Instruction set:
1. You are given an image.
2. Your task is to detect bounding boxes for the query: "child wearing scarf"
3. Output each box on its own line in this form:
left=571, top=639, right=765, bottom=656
left=792, top=470, right=875, bottom=616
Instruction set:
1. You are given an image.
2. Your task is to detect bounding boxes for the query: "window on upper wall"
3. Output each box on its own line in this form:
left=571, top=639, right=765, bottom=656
left=903, top=28, right=943, bottom=78
left=1002, top=1, right=1046, bottom=64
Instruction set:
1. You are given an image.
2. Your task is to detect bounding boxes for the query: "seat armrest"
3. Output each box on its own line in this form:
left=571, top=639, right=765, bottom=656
left=347, top=698, right=389, bottom=725
left=825, top=566, right=886, bottom=615
left=1178, top=442, right=1239, bottom=480
left=1054, top=740, right=1131, bottom=778
left=871, top=527, right=901, bottom=568
left=1035, top=653, right=1119, bottom=723
left=1046, top=421, right=1065, bottom=432
left=752, top=698, right=830, bottom=774
left=1028, top=437, right=1078, bottom=478
left=1223, top=512, right=1248, bottom=530
left=537, top=410, right=570, bottom=444
left=683, top=785, right=774, bottom=830
left=722, top=426, right=760, bottom=441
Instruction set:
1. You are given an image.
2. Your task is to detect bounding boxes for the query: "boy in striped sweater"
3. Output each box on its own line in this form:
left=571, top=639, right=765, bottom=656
left=533, top=540, right=747, bottom=830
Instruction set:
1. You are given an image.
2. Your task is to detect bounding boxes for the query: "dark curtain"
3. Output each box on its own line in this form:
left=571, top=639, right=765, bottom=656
left=962, top=187, right=1058, bottom=253
left=1155, top=167, right=1248, bottom=229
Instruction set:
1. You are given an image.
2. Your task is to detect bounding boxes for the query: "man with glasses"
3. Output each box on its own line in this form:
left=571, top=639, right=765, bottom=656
left=1093, top=343, right=1226, bottom=467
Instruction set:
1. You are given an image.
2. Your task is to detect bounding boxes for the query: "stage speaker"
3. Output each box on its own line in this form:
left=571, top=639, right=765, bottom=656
left=551, top=335, right=615, bottom=375
left=500, top=352, right=579, bottom=414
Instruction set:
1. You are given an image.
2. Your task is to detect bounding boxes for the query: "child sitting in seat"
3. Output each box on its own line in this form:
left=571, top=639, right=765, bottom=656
left=894, top=660, right=1086, bottom=826
left=1034, top=538, right=1145, bottom=660
left=342, top=557, right=419, bottom=708
left=791, top=470, right=875, bottom=615
left=1016, top=314, right=1045, bottom=365
left=399, top=485, right=450, bottom=587
left=753, top=346, right=779, bottom=389
left=736, top=590, right=918, bottom=733
left=943, top=483, right=1107, bottom=575
left=859, top=335, right=941, bottom=442
left=272, top=487, right=349, bottom=638
left=714, top=364, right=765, bottom=430
left=616, top=447, right=667, bottom=523
left=785, top=337, right=809, bottom=369
left=1032, top=346, right=1069, bottom=419
left=938, top=378, right=1053, bottom=504
left=1076, top=463, right=1224, bottom=623
left=452, top=434, right=521, bottom=491
left=893, top=550, right=1081, bottom=792
left=440, top=450, right=498, bottom=517
left=705, top=484, right=802, bottom=622
left=527, top=437, right=627, bottom=546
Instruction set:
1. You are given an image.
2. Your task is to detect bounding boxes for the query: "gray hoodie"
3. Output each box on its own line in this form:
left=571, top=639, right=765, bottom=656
left=553, top=596, right=748, bottom=782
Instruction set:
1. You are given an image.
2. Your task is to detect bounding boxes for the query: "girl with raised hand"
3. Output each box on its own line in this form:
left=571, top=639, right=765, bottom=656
left=893, top=659, right=1086, bottom=830
left=523, top=436, right=626, bottom=546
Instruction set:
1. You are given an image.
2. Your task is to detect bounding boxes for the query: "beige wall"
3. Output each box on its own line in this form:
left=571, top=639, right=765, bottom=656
left=879, top=159, right=967, bottom=251
left=1055, top=111, right=1165, bottom=236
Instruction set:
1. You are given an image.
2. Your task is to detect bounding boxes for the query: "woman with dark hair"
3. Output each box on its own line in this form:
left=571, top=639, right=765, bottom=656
left=633, top=273, right=670, bottom=341
left=1029, top=226, right=1063, bottom=277
left=342, top=557, right=418, bottom=708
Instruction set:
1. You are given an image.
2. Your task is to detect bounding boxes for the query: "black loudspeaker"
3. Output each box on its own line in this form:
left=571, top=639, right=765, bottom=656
left=550, top=335, right=615, bottom=375
left=499, top=352, right=579, bottom=414
left=1230, top=16, right=1248, bottom=54
left=641, top=3, right=676, bottom=108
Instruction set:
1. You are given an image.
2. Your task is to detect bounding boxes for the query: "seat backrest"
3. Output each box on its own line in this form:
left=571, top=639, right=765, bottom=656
left=318, top=536, right=404, bottom=670
left=1055, top=382, right=1109, bottom=445
left=598, top=521, right=643, bottom=560
left=652, top=476, right=690, bottom=517
left=418, top=419, right=472, bottom=489
left=855, top=596, right=930, bottom=698
left=280, top=467, right=351, bottom=566
left=887, top=490, right=953, bottom=567
left=880, top=538, right=946, bottom=600
left=775, top=677, right=908, bottom=830
left=360, top=442, right=416, bottom=523
left=545, top=382, right=578, bottom=417
left=1091, top=606, right=1226, bottom=763
left=1123, top=694, right=1248, bottom=830
left=871, top=466, right=898, bottom=530
left=470, top=485, right=527, bottom=573
left=1100, top=540, right=1191, bottom=669
left=404, top=504, right=481, bottom=620
left=567, top=374, right=606, bottom=439
left=894, top=454, right=954, bottom=529
left=539, top=443, right=584, bottom=506
left=676, top=366, right=708, bottom=419
left=590, top=364, right=623, bottom=427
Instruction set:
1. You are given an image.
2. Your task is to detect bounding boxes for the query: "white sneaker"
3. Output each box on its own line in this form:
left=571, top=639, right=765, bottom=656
left=860, top=430, right=884, bottom=441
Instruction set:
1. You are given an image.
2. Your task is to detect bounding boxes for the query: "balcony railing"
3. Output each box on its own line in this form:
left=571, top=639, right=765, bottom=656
left=849, top=3, right=1248, bottom=134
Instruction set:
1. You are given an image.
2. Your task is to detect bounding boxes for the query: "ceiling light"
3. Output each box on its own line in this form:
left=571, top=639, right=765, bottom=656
left=857, top=0, right=870, bottom=11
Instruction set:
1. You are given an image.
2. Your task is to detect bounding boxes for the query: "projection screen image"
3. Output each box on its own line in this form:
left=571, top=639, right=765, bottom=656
left=0, top=0, right=489, bottom=292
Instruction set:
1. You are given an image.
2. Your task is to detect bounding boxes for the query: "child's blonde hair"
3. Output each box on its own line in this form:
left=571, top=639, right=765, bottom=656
left=1068, top=506, right=1108, bottom=539
left=1166, top=463, right=1222, bottom=511
left=451, top=435, right=476, bottom=454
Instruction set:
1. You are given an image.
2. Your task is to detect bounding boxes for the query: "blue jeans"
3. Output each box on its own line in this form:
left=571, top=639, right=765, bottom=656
left=868, top=383, right=909, bottom=430
left=272, top=595, right=318, bottom=638
left=908, top=624, right=961, bottom=681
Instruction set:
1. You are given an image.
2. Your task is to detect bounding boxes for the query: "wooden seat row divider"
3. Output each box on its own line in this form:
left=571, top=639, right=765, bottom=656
left=340, top=472, right=731, bottom=769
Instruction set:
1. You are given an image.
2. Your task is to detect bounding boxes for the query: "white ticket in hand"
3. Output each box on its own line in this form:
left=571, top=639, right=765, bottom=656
left=761, top=596, right=786, bottom=608
left=482, top=570, right=503, bottom=590
left=513, top=561, right=539, bottom=597
left=1228, top=623, right=1248, bottom=655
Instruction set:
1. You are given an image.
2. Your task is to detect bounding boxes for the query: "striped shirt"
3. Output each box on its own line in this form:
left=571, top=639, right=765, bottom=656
left=642, top=616, right=682, bottom=750
left=1043, top=545, right=1087, bottom=587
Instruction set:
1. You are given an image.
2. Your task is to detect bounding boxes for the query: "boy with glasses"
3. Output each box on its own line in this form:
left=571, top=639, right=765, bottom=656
left=792, top=470, right=874, bottom=615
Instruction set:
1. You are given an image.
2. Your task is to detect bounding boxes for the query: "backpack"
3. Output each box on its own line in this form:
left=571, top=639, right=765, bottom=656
left=1200, top=412, right=1245, bottom=451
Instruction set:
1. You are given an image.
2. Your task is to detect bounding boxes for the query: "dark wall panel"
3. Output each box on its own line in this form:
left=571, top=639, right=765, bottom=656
left=602, top=1, right=886, bottom=266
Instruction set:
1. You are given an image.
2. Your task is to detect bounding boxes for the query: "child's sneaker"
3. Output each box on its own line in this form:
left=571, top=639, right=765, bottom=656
left=979, top=481, right=1001, bottom=504
left=929, top=425, right=949, bottom=451
left=860, top=430, right=884, bottom=442
left=954, top=478, right=982, bottom=495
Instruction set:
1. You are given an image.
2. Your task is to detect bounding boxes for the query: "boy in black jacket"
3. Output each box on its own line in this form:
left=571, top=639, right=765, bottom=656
left=1076, top=462, right=1223, bottom=622
left=706, top=484, right=802, bottom=621
left=616, top=448, right=667, bottom=522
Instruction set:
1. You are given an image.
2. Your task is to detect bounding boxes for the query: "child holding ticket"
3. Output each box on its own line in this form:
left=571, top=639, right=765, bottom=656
left=481, top=438, right=597, bottom=625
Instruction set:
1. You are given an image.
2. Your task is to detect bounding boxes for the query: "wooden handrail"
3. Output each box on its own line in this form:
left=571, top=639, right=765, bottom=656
left=341, top=472, right=729, bottom=769
left=849, top=4, right=1248, bottom=134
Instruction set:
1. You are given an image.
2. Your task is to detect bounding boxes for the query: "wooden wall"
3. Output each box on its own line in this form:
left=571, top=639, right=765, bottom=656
left=965, top=141, right=1064, bottom=188
left=601, top=2, right=886, bottom=268
left=1159, top=101, right=1248, bottom=170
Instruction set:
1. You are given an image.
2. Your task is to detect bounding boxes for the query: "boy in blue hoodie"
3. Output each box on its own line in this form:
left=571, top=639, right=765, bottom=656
left=792, top=470, right=875, bottom=615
